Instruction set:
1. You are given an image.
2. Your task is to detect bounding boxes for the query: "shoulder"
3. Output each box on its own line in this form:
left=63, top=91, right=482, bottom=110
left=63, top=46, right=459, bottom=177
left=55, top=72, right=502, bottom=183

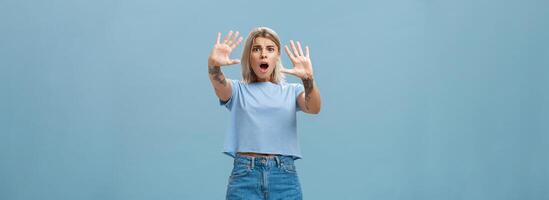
left=277, top=80, right=300, bottom=88
left=229, top=79, right=243, bottom=84
left=287, top=82, right=304, bottom=91
left=280, top=82, right=304, bottom=96
left=228, top=79, right=244, bottom=87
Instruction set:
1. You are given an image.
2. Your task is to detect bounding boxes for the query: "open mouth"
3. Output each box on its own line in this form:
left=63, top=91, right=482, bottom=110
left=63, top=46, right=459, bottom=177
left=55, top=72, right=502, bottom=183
left=259, top=63, right=269, bottom=73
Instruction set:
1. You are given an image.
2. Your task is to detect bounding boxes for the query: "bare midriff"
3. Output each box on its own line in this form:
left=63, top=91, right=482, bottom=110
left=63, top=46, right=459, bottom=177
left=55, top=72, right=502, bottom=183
left=237, top=152, right=279, bottom=158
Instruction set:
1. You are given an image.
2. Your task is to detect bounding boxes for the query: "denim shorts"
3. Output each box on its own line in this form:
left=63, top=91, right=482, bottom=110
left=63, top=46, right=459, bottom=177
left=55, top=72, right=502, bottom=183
left=226, top=154, right=302, bottom=200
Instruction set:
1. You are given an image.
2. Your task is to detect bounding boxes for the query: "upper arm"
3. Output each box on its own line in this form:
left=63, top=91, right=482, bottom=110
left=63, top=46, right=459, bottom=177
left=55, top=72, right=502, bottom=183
left=219, top=79, right=238, bottom=110
left=297, top=91, right=315, bottom=114
left=217, top=80, right=232, bottom=102
left=297, top=91, right=307, bottom=112
left=294, top=83, right=313, bottom=114
left=296, top=81, right=321, bottom=114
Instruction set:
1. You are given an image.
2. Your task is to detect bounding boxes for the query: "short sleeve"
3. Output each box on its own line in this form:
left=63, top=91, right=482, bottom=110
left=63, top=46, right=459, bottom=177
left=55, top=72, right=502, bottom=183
left=294, top=83, right=305, bottom=112
left=219, top=79, right=239, bottom=110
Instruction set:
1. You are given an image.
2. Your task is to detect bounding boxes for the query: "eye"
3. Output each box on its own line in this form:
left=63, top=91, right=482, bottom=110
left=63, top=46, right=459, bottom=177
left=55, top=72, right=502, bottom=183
left=252, top=47, right=260, bottom=52
left=268, top=47, right=275, bottom=52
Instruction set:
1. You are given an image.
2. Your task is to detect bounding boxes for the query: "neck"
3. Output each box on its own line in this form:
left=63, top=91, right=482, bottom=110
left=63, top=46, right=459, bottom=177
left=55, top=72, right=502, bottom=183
left=256, top=77, right=271, bottom=82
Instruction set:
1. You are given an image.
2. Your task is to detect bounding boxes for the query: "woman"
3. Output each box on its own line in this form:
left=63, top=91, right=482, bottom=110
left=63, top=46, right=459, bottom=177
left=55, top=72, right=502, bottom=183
left=207, top=27, right=321, bottom=200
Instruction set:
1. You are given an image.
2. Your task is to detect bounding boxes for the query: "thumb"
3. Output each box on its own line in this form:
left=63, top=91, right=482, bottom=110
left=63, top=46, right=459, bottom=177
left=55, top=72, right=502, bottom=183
left=229, top=59, right=241, bottom=65
left=280, top=67, right=296, bottom=75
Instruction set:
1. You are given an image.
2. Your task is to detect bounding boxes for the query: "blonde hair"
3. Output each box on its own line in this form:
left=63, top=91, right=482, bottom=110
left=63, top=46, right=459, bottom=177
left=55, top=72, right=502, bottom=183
left=241, top=27, right=286, bottom=84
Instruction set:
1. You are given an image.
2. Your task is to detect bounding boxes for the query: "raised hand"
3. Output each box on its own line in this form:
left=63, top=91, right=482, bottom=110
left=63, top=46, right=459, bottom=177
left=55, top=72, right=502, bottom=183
left=208, top=31, right=243, bottom=67
left=282, top=40, right=314, bottom=80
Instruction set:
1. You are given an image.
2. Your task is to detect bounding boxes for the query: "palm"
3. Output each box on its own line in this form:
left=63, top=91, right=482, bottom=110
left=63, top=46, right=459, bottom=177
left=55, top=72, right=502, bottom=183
left=283, top=40, right=314, bottom=79
left=210, top=44, right=235, bottom=66
left=208, top=31, right=243, bottom=67
left=290, top=56, right=313, bottom=79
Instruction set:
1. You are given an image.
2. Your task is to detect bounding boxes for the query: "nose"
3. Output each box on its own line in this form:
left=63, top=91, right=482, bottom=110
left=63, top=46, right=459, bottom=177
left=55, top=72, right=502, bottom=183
left=260, top=50, right=267, bottom=58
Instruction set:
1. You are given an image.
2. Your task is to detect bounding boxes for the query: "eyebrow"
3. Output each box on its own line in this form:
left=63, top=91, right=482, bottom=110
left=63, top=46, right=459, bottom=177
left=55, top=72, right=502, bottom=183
left=252, top=45, right=276, bottom=48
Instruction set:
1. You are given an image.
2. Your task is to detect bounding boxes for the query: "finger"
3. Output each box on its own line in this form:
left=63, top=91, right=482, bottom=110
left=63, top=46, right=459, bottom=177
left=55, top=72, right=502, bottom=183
left=284, top=45, right=296, bottom=61
left=223, top=31, right=233, bottom=44
left=305, top=46, right=310, bottom=58
left=231, top=31, right=239, bottom=44
left=230, top=37, right=243, bottom=49
left=216, top=32, right=221, bottom=44
left=229, top=59, right=241, bottom=65
left=297, top=41, right=304, bottom=57
left=228, top=31, right=239, bottom=46
left=290, top=40, right=299, bottom=57
left=284, top=45, right=294, bottom=57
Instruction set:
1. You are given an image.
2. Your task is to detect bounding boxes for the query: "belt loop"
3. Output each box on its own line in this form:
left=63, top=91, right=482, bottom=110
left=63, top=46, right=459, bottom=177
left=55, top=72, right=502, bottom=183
left=251, top=157, right=255, bottom=169
left=274, top=156, right=280, bottom=168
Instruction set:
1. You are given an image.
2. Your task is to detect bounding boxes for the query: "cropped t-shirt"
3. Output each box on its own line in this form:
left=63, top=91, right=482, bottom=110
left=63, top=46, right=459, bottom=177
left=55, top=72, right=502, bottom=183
left=220, top=79, right=305, bottom=160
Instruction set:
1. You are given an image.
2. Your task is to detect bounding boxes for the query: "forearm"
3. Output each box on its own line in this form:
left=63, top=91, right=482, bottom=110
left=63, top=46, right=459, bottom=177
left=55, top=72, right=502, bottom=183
left=208, top=65, right=231, bottom=101
left=302, top=77, right=321, bottom=114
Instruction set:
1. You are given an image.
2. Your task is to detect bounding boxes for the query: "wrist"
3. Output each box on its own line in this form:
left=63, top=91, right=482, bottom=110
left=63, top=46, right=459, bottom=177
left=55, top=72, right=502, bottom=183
left=207, top=57, right=218, bottom=68
left=300, top=73, right=314, bottom=81
left=208, top=64, right=220, bottom=69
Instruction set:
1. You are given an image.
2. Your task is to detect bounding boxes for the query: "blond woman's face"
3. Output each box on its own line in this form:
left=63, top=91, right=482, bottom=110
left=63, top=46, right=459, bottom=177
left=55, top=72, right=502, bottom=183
left=249, top=37, right=279, bottom=82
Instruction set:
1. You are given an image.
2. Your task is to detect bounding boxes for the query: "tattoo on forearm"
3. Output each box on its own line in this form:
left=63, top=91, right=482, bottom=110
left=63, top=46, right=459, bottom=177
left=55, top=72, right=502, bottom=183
left=302, top=78, right=314, bottom=110
left=208, top=66, right=227, bottom=86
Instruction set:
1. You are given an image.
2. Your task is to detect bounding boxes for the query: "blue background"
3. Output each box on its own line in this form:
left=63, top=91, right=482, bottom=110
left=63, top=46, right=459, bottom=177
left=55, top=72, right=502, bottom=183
left=1, top=0, right=548, bottom=199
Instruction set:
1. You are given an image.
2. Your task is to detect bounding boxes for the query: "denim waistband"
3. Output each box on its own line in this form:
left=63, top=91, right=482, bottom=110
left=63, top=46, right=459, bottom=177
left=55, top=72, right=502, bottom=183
left=234, top=154, right=295, bottom=168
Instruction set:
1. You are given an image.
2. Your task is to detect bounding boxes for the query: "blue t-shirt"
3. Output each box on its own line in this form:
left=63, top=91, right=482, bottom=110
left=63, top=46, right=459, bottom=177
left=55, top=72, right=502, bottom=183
left=220, top=79, right=305, bottom=160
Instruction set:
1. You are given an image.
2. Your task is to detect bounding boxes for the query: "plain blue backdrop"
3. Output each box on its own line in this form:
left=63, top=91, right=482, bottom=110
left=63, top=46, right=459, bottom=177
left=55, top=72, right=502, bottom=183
left=1, top=0, right=548, bottom=199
